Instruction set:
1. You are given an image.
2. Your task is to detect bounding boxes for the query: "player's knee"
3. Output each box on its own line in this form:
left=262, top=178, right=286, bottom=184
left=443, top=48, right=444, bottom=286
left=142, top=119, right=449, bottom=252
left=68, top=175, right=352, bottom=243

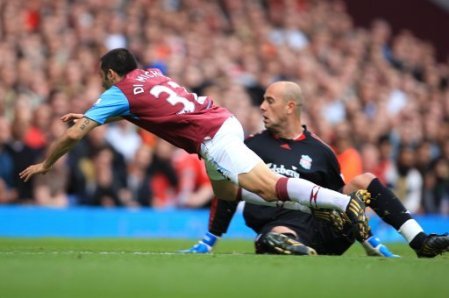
left=352, top=172, right=376, bottom=189
left=270, top=226, right=297, bottom=237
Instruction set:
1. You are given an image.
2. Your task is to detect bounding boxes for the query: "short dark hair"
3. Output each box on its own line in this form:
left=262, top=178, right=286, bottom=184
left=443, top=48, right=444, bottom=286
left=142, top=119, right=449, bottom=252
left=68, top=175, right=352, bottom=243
left=100, top=48, right=138, bottom=76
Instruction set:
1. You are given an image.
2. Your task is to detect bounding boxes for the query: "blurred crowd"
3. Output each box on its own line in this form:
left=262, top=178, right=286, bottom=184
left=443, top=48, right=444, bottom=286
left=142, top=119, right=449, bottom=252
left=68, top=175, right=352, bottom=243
left=0, top=0, right=449, bottom=214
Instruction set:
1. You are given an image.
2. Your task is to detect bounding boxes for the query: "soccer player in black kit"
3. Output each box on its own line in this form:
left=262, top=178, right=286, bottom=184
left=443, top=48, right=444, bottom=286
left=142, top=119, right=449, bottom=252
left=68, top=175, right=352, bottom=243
left=183, top=81, right=449, bottom=257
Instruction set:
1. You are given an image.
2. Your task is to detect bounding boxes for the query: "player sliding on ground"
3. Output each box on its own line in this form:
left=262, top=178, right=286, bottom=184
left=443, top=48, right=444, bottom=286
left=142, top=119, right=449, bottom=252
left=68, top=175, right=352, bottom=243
left=20, top=48, right=370, bottom=240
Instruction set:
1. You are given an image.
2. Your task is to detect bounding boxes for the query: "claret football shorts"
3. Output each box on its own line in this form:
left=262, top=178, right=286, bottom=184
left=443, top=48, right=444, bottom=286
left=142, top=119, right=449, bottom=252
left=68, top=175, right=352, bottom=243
left=201, top=116, right=263, bottom=184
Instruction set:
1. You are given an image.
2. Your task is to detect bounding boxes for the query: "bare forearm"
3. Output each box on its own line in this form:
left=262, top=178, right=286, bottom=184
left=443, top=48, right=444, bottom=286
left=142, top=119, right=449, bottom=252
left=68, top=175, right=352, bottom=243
left=20, top=117, right=98, bottom=182
left=42, top=135, right=79, bottom=169
left=44, top=117, right=96, bottom=168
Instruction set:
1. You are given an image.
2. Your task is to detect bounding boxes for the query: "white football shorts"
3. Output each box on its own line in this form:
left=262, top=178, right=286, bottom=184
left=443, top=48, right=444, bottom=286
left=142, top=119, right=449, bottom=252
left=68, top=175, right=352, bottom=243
left=200, top=116, right=263, bottom=184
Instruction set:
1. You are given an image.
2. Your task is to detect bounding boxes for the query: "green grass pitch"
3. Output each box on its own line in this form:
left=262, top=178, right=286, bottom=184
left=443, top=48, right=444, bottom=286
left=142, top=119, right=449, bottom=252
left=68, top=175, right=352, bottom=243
left=0, top=238, right=448, bottom=298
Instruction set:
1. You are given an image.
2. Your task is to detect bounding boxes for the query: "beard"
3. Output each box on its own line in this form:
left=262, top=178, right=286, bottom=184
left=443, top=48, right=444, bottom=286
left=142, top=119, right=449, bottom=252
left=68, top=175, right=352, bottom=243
left=102, top=80, right=112, bottom=90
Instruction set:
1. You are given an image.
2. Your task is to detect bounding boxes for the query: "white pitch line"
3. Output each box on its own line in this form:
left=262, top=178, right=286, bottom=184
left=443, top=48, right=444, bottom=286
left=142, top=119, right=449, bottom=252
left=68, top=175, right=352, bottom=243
left=0, top=251, right=182, bottom=255
left=0, top=251, right=248, bottom=256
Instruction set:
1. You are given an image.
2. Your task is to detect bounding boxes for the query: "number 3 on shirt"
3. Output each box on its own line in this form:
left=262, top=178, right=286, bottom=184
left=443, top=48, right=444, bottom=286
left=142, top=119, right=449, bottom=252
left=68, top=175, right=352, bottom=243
left=150, top=81, right=206, bottom=114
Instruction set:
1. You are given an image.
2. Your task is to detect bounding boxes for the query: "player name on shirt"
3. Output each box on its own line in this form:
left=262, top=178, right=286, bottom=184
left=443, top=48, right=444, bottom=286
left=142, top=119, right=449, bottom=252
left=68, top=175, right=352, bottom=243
left=133, top=70, right=164, bottom=95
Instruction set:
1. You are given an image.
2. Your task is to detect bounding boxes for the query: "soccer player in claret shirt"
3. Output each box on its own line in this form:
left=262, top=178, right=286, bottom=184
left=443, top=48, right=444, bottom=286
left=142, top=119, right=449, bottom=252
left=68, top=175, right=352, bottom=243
left=20, top=48, right=369, bottom=240
left=183, top=81, right=449, bottom=258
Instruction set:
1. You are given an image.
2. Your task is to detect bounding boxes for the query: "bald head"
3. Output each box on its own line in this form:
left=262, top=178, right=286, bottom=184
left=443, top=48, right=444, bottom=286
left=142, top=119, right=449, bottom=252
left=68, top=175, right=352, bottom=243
left=260, top=81, right=304, bottom=137
left=270, top=81, right=302, bottom=102
left=267, top=81, right=303, bottom=112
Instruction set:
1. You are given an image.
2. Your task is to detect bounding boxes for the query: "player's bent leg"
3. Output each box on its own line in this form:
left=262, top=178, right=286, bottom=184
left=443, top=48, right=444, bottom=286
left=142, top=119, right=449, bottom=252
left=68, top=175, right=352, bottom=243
left=241, top=188, right=314, bottom=213
left=355, top=176, right=437, bottom=256
left=201, top=119, right=278, bottom=201
left=239, top=162, right=354, bottom=211
left=238, top=162, right=280, bottom=201
left=255, top=230, right=317, bottom=256
left=240, top=166, right=371, bottom=241
left=342, top=172, right=376, bottom=194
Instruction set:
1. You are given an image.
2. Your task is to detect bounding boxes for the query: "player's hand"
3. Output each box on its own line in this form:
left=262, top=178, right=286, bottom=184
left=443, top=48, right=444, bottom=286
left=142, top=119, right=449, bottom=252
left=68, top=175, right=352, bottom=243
left=178, top=232, right=219, bottom=254
left=19, top=163, right=51, bottom=182
left=60, top=113, right=84, bottom=123
left=362, top=236, right=400, bottom=258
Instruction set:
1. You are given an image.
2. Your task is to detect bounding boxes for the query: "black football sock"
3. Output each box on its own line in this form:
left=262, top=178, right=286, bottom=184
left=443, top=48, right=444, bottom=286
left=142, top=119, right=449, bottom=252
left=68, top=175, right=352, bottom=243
left=367, top=178, right=412, bottom=230
left=208, top=197, right=238, bottom=237
left=368, top=178, right=425, bottom=247
left=409, top=232, right=427, bottom=250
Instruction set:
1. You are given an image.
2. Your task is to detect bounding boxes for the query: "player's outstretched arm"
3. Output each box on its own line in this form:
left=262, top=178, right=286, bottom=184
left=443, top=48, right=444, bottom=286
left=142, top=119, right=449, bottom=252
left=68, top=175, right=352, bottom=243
left=61, top=113, right=122, bottom=124
left=19, top=117, right=98, bottom=182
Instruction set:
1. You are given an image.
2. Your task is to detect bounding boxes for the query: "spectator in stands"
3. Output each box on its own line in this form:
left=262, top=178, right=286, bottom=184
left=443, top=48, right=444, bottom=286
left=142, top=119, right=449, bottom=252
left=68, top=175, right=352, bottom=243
left=24, top=104, right=52, bottom=152
left=334, top=122, right=363, bottom=182
left=67, top=125, right=127, bottom=204
left=8, top=101, right=40, bottom=203
left=422, top=157, right=449, bottom=214
left=148, top=140, right=179, bottom=208
left=124, top=144, right=154, bottom=207
left=105, top=121, right=142, bottom=162
left=0, top=117, right=16, bottom=203
left=375, top=134, right=394, bottom=184
left=385, top=145, right=423, bottom=213
left=86, top=147, right=123, bottom=207
left=172, top=149, right=214, bottom=208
